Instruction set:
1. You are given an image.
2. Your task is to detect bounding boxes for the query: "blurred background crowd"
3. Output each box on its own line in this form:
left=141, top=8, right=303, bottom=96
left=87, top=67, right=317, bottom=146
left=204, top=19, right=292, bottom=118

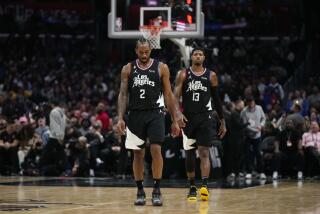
left=0, top=0, right=320, bottom=180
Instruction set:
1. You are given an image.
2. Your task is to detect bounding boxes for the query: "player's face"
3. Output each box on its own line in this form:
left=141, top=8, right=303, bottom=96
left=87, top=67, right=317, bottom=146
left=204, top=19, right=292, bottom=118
left=136, top=43, right=151, bottom=64
left=191, top=50, right=205, bottom=66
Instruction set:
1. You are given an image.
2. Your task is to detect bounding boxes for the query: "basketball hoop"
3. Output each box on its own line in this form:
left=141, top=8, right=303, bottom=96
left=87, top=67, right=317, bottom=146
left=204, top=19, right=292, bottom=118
left=139, top=25, right=163, bottom=49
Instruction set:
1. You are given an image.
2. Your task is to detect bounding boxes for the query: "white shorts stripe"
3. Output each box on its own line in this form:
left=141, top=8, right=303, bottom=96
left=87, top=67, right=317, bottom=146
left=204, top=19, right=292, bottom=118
left=182, top=130, right=196, bottom=150
left=125, top=127, right=145, bottom=150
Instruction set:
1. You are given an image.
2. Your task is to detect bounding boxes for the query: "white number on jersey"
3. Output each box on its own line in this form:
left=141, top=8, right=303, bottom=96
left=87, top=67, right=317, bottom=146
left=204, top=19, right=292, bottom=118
left=192, top=92, right=200, bottom=101
left=140, top=89, right=145, bottom=99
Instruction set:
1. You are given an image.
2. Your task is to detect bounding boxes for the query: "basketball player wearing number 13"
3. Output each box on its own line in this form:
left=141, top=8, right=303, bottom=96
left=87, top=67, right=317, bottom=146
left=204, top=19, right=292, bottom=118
left=116, top=39, right=183, bottom=206
left=174, top=47, right=227, bottom=201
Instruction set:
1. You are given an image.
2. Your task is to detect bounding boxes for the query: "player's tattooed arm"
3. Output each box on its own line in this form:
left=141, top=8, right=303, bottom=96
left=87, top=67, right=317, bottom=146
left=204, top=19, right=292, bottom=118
left=116, top=63, right=130, bottom=135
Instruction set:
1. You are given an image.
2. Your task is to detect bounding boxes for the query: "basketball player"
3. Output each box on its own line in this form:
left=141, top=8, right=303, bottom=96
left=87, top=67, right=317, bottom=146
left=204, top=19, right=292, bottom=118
left=116, top=39, right=183, bottom=206
left=174, top=47, right=226, bottom=201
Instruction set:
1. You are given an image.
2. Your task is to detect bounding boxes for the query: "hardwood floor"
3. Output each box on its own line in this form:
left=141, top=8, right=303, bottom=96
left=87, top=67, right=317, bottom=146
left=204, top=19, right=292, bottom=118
left=0, top=177, right=319, bottom=213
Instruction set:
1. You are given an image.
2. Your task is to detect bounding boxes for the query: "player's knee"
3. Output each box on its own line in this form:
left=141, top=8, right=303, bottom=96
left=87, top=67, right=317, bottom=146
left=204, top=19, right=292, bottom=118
left=150, top=143, right=162, bottom=158
left=133, top=150, right=145, bottom=160
left=198, top=147, right=209, bottom=159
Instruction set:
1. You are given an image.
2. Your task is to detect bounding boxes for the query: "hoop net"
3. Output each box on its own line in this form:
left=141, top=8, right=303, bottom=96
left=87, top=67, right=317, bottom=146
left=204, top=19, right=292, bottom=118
left=139, top=26, right=163, bottom=49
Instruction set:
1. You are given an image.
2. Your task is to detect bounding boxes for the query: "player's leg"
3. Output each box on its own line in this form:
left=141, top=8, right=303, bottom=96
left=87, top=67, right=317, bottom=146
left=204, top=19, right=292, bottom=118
left=185, top=148, right=197, bottom=200
left=182, top=118, right=197, bottom=201
left=132, top=149, right=146, bottom=205
left=126, top=111, right=147, bottom=205
left=147, top=109, right=166, bottom=206
left=149, top=143, right=163, bottom=206
left=198, top=145, right=210, bottom=201
left=196, top=113, right=216, bottom=201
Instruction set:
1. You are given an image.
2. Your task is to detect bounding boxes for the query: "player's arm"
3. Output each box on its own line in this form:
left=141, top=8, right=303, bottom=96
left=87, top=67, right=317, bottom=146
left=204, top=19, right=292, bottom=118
left=173, top=69, right=188, bottom=122
left=173, top=69, right=186, bottom=102
left=161, top=63, right=180, bottom=122
left=210, top=71, right=227, bottom=138
left=160, top=63, right=184, bottom=136
left=116, top=63, right=130, bottom=135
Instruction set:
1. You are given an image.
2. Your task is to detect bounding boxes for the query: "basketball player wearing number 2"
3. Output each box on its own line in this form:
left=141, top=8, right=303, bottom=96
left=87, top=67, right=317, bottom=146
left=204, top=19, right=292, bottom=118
left=174, top=47, right=227, bottom=201
left=116, top=39, right=184, bottom=206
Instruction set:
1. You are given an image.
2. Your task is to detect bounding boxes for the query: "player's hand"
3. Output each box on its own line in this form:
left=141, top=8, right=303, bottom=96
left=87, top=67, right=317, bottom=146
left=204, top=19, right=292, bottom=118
left=218, top=120, right=227, bottom=139
left=171, top=121, right=180, bottom=138
left=177, top=112, right=187, bottom=128
left=116, top=119, right=126, bottom=135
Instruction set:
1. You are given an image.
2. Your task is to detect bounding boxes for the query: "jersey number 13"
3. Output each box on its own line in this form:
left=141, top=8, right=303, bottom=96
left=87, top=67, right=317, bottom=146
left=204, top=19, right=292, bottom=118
left=192, top=92, right=200, bottom=101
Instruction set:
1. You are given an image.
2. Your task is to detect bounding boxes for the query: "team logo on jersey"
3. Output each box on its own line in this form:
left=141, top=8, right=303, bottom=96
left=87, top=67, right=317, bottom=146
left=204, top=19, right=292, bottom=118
left=133, top=74, right=155, bottom=87
left=186, top=80, right=207, bottom=92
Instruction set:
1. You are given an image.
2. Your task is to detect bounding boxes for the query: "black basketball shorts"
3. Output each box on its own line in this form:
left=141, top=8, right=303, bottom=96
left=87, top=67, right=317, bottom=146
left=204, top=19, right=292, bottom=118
left=125, top=109, right=165, bottom=150
left=182, top=112, right=217, bottom=151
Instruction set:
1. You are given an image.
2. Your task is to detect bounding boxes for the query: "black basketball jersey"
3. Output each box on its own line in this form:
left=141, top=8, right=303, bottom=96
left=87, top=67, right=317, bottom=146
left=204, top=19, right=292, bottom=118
left=128, top=59, right=164, bottom=110
left=182, top=67, right=212, bottom=114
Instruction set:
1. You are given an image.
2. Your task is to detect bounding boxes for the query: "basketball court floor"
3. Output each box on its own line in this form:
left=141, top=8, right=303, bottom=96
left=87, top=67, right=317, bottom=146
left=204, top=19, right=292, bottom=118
left=0, top=176, right=319, bottom=213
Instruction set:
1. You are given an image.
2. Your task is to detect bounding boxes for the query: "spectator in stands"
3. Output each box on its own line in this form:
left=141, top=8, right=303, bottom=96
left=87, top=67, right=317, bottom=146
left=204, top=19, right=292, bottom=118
left=69, top=136, right=90, bottom=177
left=287, top=103, right=305, bottom=131
left=39, top=99, right=67, bottom=176
left=95, top=102, right=110, bottom=134
left=308, top=86, right=320, bottom=107
left=302, top=121, right=320, bottom=177
left=272, top=119, right=304, bottom=180
left=21, top=134, right=44, bottom=176
left=268, top=76, right=284, bottom=101
left=35, top=116, right=49, bottom=145
left=0, top=121, right=20, bottom=175
left=85, top=120, right=104, bottom=177
left=241, top=96, right=266, bottom=179
left=224, top=99, right=248, bottom=180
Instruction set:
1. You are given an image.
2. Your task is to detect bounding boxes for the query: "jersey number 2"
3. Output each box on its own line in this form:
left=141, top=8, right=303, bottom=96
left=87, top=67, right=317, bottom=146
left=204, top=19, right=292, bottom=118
left=192, top=92, right=200, bottom=101
left=140, top=89, right=145, bottom=99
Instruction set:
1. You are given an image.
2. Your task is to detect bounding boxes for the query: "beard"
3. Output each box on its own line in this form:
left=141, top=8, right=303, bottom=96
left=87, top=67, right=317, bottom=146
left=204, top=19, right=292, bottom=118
left=139, top=57, right=149, bottom=64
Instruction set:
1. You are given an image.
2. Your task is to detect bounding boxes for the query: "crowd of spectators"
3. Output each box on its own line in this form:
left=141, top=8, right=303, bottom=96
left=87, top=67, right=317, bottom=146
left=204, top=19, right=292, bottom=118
left=0, top=1, right=319, bottom=180
left=203, top=0, right=301, bottom=36
left=0, top=4, right=93, bottom=34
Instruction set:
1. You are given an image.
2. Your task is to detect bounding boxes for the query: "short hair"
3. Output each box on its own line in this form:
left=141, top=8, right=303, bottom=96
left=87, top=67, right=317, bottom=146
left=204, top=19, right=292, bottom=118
left=246, top=96, right=254, bottom=102
left=50, top=97, right=61, bottom=106
left=191, top=46, right=205, bottom=56
left=136, top=38, right=151, bottom=48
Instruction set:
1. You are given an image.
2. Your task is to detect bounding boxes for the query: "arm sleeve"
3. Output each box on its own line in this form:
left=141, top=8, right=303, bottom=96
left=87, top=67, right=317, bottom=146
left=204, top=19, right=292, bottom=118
left=211, top=86, right=224, bottom=119
left=259, top=106, right=266, bottom=127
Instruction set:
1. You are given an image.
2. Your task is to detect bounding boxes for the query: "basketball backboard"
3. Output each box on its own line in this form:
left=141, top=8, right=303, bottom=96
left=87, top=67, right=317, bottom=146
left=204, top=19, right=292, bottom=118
left=108, top=0, right=204, bottom=39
